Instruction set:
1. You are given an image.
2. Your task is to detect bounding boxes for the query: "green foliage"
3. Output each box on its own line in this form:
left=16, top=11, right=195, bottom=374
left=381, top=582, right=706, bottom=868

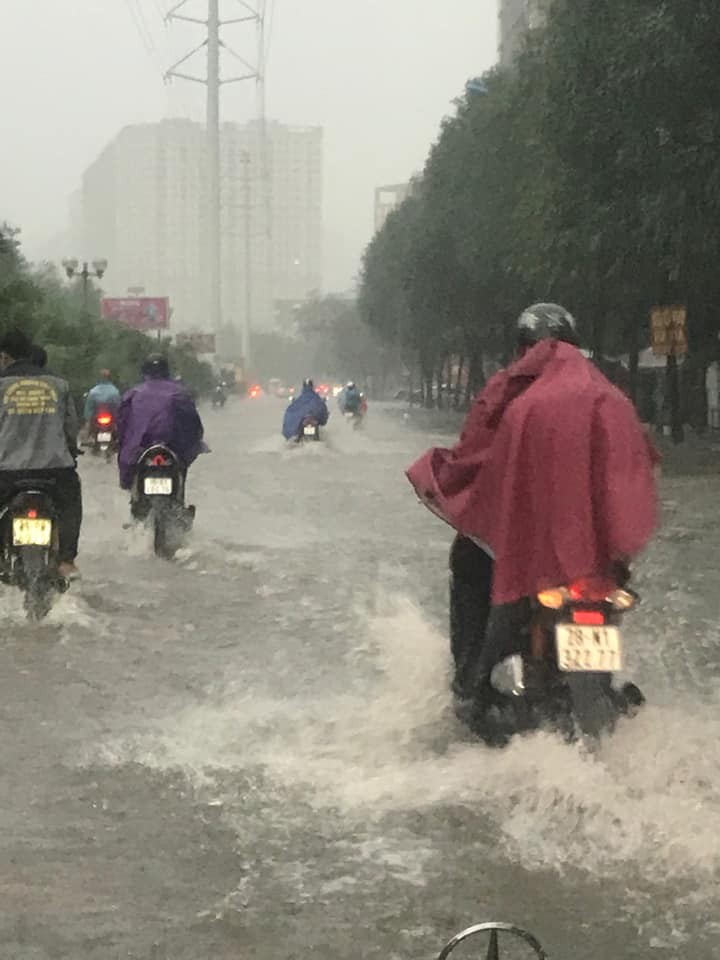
left=0, top=226, right=213, bottom=399
left=358, top=0, right=720, bottom=403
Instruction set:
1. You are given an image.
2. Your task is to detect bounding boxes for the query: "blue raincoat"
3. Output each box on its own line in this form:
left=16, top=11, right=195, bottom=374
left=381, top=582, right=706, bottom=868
left=338, top=385, right=361, bottom=413
left=282, top=385, right=329, bottom=440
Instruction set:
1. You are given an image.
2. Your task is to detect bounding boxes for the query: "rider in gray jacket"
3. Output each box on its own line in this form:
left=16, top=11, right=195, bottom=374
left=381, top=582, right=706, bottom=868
left=0, top=329, right=82, bottom=578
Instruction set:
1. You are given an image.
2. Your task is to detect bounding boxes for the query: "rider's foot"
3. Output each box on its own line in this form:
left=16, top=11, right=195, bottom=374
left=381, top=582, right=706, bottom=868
left=58, top=561, right=81, bottom=580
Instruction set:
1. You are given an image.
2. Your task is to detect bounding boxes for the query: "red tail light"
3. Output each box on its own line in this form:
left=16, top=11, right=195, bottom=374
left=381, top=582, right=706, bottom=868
left=96, top=414, right=113, bottom=426
left=152, top=454, right=168, bottom=467
left=568, top=577, right=615, bottom=602
left=27, top=509, right=38, bottom=519
left=572, top=609, right=606, bottom=626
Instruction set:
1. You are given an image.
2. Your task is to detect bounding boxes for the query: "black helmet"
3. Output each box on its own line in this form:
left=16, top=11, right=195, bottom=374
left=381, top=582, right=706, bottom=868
left=516, top=302, right=579, bottom=348
left=303, top=378, right=314, bottom=390
left=142, top=353, right=170, bottom=378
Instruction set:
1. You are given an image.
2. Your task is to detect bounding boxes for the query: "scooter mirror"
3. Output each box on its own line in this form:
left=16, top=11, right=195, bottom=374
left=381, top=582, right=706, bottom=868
left=490, top=655, right=526, bottom=697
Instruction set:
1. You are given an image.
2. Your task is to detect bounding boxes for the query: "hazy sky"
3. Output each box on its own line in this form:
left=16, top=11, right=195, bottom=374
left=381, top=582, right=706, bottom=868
left=2, top=0, right=496, bottom=289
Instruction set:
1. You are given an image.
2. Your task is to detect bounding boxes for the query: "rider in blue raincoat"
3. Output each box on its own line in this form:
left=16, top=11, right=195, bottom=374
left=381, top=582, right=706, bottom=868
left=338, top=381, right=362, bottom=414
left=282, top=379, right=329, bottom=440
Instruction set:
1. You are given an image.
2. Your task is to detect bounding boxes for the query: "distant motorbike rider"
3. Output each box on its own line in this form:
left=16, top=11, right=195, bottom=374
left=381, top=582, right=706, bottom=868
left=116, top=353, right=206, bottom=494
left=212, top=383, right=227, bottom=407
left=282, top=378, right=329, bottom=440
left=0, top=329, right=82, bottom=580
left=84, top=369, right=121, bottom=424
left=406, top=303, right=659, bottom=701
left=339, top=381, right=362, bottom=415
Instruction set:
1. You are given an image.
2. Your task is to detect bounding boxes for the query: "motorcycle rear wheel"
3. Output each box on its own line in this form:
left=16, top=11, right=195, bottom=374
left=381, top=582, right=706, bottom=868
left=21, top=547, right=54, bottom=622
left=565, top=672, right=618, bottom=740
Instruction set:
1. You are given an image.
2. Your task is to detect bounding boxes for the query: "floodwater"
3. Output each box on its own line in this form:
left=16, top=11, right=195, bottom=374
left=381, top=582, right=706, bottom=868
left=0, top=398, right=719, bottom=959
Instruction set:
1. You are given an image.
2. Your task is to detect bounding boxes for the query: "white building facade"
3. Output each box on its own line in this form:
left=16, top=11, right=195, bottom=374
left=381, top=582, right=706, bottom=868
left=79, top=118, right=323, bottom=340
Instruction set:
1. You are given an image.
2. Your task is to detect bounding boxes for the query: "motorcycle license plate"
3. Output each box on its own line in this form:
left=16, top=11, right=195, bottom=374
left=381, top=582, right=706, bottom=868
left=556, top=624, right=623, bottom=672
left=12, top=517, right=52, bottom=547
left=97, top=432, right=112, bottom=443
left=303, top=425, right=317, bottom=436
left=144, top=477, right=173, bottom=495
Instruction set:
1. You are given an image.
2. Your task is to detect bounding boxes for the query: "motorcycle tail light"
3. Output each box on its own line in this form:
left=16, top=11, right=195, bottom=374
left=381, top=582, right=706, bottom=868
left=537, top=587, right=568, bottom=610
left=572, top=609, right=606, bottom=626
left=609, top=589, right=636, bottom=611
left=97, top=414, right=113, bottom=426
left=568, top=576, right=616, bottom=602
left=151, top=454, right=169, bottom=467
left=27, top=509, right=38, bottom=519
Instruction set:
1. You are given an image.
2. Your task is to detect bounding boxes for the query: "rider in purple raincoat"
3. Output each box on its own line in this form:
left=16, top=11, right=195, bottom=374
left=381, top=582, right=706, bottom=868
left=116, top=354, right=206, bottom=490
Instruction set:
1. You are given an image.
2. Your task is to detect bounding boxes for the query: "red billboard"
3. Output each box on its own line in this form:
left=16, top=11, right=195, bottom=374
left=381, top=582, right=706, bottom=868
left=101, top=297, right=170, bottom=331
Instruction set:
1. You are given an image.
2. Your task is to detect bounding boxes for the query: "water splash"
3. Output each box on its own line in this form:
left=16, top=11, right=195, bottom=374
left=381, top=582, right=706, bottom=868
left=88, top=593, right=720, bottom=894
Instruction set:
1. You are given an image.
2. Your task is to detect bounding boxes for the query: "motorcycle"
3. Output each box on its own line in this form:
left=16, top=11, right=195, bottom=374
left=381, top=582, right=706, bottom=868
left=131, top=445, right=195, bottom=559
left=0, top=480, right=70, bottom=620
left=212, top=385, right=227, bottom=409
left=295, top=416, right=321, bottom=443
left=465, top=573, right=644, bottom=746
left=343, top=407, right=364, bottom=430
left=86, top=409, right=117, bottom=461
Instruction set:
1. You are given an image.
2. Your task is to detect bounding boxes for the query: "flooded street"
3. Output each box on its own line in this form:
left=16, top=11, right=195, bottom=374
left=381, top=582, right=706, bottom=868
left=1, top=398, right=719, bottom=959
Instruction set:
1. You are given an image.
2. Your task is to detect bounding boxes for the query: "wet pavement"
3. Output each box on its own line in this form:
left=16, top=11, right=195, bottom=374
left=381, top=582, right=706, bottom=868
left=1, top=398, right=719, bottom=959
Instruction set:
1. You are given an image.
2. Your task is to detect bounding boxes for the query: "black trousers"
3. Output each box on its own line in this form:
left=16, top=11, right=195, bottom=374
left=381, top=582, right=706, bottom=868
left=449, top=535, right=493, bottom=695
left=0, top=469, right=82, bottom=563
left=449, top=534, right=529, bottom=697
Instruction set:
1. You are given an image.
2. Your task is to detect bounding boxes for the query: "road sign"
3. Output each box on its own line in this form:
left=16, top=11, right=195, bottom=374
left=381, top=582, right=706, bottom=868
left=102, top=297, right=170, bottom=331
left=650, top=305, right=687, bottom=356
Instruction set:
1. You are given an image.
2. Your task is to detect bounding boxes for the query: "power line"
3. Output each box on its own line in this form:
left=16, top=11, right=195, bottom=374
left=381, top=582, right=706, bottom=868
left=122, top=0, right=165, bottom=77
left=265, top=0, right=277, bottom=69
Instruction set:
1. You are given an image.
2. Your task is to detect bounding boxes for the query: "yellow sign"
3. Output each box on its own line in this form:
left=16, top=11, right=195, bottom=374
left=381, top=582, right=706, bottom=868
left=4, top=379, right=58, bottom=415
left=650, top=306, right=688, bottom=356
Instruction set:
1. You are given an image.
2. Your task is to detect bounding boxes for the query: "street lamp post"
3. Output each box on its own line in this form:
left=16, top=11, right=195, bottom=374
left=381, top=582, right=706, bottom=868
left=61, top=258, right=109, bottom=316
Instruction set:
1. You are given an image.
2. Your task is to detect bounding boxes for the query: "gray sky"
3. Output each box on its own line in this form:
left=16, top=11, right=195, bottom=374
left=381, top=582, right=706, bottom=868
left=1, top=0, right=496, bottom=290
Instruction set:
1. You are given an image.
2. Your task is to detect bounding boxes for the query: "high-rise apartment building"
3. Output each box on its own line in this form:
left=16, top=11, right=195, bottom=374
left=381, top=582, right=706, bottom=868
left=78, top=118, right=323, bottom=342
left=498, top=0, right=547, bottom=67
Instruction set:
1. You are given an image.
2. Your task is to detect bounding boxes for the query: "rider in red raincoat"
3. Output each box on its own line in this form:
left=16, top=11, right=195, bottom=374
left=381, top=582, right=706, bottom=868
left=406, top=303, right=659, bottom=700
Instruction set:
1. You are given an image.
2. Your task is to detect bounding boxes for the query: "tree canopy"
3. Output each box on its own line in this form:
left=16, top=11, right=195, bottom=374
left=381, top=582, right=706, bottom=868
left=0, top=226, right=213, bottom=399
left=358, top=0, right=720, bottom=408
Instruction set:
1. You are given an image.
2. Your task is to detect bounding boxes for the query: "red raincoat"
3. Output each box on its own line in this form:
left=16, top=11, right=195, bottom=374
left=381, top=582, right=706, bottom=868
left=406, top=341, right=658, bottom=604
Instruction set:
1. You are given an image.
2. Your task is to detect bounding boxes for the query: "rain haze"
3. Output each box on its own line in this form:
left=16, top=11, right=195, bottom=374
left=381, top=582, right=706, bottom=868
left=2, top=2, right=720, bottom=960
left=1, top=0, right=495, bottom=288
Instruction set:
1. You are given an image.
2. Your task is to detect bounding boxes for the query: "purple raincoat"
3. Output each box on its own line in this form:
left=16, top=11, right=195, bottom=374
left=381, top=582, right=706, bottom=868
left=117, top=378, right=206, bottom=489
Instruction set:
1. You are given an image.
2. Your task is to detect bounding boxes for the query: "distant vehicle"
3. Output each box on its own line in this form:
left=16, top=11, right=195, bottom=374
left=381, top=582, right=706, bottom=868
left=276, top=384, right=295, bottom=400
left=84, top=408, right=117, bottom=461
left=247, top=384, right=262, bottom=399
left=316, top=383, right=331, bottom=399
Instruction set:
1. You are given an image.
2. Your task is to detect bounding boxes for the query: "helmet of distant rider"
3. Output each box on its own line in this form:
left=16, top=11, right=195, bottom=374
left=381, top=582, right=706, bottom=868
left=516, top=302, right=579, bottom=350
left=346, top=381, right=356, bottom=390
left=302, top=378, right=314, bottom=390
left=142, top=353, right=171, bottom=379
